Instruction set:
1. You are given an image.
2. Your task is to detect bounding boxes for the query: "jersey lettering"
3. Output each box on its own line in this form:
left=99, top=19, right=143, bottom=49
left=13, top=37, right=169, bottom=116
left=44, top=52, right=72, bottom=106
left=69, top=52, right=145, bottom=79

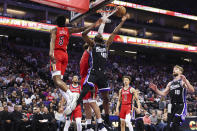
left=91, top=44, right=108, bottom=70
left=121, top=87, right=133, bottom=105
left=169, top=79, right=185, bottom=103
left=96, top=47, right=107, bottom=58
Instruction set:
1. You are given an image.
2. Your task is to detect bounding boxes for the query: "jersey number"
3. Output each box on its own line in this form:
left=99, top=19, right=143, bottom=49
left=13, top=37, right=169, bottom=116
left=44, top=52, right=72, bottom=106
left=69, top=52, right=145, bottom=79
left=59, top=36, right=64, bottom=46
left=124, top=94, right=127, bottom=101
left=101, top=52, right=107, bottom=58
left=175, top=90, right=180, bottom=95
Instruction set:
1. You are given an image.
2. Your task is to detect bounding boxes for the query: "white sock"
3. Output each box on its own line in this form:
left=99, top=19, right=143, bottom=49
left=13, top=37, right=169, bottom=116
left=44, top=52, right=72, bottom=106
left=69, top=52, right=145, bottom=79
left=64, top=119, right=71, bottom=131
left=76, top=118, right=82, bottom=131
left=86, top=119, right=91, bottom=125
left=125, top=114, right=133, bottom=131
left=97, top=118, right=102, bottom=124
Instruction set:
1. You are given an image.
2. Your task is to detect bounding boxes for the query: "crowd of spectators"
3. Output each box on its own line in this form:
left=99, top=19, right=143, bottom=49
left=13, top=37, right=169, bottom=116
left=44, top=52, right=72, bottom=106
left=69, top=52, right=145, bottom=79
left=0, top=40, right=196, bottom=131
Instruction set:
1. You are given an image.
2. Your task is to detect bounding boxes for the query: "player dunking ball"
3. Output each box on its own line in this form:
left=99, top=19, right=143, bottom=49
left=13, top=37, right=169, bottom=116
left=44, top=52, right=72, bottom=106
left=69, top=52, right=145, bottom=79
left=49, top=15, right=88, bottom=105
left=149, top=65, right=194, bottom=131
left=115, top=76, right=141, bottom=131
left=63, top=75, right=82, bottom=131
left=65, top=13, right=129, bottom=112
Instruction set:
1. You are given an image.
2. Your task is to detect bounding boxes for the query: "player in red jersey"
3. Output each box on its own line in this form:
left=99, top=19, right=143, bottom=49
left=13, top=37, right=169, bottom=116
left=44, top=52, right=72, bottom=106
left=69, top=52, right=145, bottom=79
left=63, top=75, right=82, bottom=131
left=80, top=44, right=104, bottom=131
left=115, top=76, right=141, bottom=131
left=49, top=15, right=88, bottom=105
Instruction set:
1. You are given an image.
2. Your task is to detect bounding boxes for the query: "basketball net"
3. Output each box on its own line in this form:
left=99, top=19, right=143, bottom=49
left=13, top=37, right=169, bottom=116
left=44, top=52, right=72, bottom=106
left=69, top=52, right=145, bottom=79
left=97, top=4, right=117, bottom=34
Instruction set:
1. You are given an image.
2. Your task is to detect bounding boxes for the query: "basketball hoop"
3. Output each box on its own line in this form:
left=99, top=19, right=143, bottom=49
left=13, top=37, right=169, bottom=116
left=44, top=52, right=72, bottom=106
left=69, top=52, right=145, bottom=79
left=96, top=4, right=117, bottom=19
left=96, top=4, right=117, bottom=34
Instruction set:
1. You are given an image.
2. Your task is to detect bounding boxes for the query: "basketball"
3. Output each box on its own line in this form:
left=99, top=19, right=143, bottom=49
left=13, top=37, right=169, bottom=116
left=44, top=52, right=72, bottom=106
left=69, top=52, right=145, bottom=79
left=116, top=6, right=126, bottom=17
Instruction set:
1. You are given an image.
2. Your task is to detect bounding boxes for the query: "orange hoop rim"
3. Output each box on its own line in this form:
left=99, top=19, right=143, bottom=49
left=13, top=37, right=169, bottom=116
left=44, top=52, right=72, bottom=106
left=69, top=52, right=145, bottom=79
left=96, top=4, right=117, bottom=14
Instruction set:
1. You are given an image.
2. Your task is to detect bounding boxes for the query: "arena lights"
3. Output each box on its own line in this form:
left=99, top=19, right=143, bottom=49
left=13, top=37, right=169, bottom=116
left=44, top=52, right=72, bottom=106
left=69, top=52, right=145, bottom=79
left=112, top=0, right=197, bottom=21
left=78, top=31, right=197, bottom=53
left=0, top=16, right=56, bottom=32
left=0, top=16, right=197, bottom=53
left=125, top=51, right=137, bottom=54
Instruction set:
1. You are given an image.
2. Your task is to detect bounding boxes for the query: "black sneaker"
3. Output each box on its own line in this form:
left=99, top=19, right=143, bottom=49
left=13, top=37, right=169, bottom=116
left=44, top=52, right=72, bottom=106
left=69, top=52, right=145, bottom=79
left=103, top=120, right=113, bottom=131
left=84, top=124, right=94, bottom=131
left=98, top=123, right=107, bottom=131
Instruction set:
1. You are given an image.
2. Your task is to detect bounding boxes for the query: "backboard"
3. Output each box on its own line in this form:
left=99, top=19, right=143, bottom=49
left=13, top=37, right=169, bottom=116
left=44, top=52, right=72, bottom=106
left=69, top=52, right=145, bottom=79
left=70, top=0, right=114, bottom=23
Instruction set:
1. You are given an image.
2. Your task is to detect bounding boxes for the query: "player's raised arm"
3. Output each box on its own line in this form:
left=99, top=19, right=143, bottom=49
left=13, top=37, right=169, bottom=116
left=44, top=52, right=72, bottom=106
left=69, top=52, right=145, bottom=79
left=82, top=19, right=102, bottom=46
left=149, top=82, right=170, bottom=97
left=49, top=28, right=57, bottom=63
left=68, top=26, right=88, bottom=34
left=181, top=75, right=195, bottom=93
left=105, top=13, right=130, bottom=49
left=115, top=89, right=122, bottom=115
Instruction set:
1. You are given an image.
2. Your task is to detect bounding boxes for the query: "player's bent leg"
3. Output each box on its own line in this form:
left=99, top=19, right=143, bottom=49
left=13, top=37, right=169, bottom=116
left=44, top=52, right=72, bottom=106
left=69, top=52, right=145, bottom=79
left=84, top=103, right=92, bottom=119
left=65, top=83, right=93, bottom=115
left=101, top=91, right=110, bottom=115
left=171, top=116, right=182, bottom=131
left=75, top=118, right=82, bottom=131
left=53, top=75, right=69, bottom=92
left=89, top=102, right=101, bottom=120
left=101, top=91, right=113, bottom=130
left=64, top=119, right=71, bottom=131
left=77, top=83, right=94, bottom=105
left=120, top=119, right=126, bottom=131
left=125, top=114, right=133, bottom=131
left=54, top=75, right=73, bottom=107
left=83, top=103, right=93, bottom=131
left=89, top=102, right=107, bottom=131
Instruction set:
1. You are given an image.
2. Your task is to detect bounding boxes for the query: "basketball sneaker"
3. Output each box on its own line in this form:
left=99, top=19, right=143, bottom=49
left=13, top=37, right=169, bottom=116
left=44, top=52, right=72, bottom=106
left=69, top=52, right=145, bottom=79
left=98, top=123, right=107, bottom=131
left=85, top=124, right=94, bottom=131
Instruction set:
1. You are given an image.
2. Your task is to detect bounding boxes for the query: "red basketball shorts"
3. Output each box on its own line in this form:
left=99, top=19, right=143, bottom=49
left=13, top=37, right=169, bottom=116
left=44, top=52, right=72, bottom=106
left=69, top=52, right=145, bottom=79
left=119, top=104, right=132, bottom=120
left=50, top=50, right=68, bottom=79
left=81, top=77, right=98, bottom=103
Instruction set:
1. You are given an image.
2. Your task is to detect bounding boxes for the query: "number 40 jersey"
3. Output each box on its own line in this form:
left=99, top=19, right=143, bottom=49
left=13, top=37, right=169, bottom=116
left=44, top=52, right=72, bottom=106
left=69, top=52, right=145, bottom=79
left=91, top=43, right=108, bottom=70
left=55, top=27, right=69, bottom=52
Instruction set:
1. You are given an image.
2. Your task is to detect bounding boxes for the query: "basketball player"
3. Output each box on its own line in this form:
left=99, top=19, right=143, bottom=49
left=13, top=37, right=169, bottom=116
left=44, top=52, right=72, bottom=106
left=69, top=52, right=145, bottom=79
left=115, top=76, right=141, bottom=131
left=149, top=65, right=194, bottom=131
left=80, top=43, right=103, bottom=131
left=49, top=15, right=88, bottom=105
left=63, top=75, right=82, bottom=131
left=65, top=14, right=130, bottom=129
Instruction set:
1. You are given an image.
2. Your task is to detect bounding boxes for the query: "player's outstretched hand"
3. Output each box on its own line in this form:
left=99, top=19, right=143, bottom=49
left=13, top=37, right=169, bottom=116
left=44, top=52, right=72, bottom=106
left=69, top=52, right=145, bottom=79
left=180, top=75, right=187, bottom=83
left=149, top=83, right=157, bottom=91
